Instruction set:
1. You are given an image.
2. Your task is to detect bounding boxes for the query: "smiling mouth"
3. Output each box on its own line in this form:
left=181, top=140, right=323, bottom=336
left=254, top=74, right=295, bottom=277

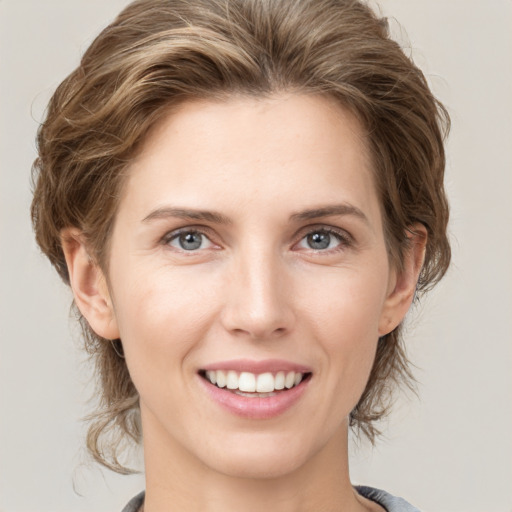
left=199, top=369, right=312, bottom=397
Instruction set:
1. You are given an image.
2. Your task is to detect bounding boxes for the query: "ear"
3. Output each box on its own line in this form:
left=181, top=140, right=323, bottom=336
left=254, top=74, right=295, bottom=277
left=378, top=223, right=428, bottom=337
left=61, top=228, right=120, bottom=340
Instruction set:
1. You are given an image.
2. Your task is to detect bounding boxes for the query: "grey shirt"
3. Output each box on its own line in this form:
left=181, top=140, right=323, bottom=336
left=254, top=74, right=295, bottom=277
left=121, top=486, right=420, bottom=511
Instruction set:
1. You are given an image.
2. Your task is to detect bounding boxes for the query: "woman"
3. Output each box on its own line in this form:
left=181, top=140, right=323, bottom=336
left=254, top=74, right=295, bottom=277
left=31, top=0, right=450, bottom=510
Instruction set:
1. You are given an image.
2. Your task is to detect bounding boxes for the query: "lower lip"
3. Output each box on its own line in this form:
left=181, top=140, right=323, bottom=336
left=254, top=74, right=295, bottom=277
left=198, top=375, right=310, bottom=419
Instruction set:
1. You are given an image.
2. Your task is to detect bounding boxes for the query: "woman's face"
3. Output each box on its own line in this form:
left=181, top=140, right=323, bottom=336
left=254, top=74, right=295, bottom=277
left=98, top=94, right=406, bottom=478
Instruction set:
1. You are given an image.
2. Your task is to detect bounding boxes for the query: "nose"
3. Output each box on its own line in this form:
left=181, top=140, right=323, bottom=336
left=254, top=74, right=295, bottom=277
left=220, top=248, right=295, bottom=340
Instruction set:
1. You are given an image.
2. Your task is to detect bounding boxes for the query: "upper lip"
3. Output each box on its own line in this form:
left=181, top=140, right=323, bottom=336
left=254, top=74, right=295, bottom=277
left=200, top=359, right=312, bottom=374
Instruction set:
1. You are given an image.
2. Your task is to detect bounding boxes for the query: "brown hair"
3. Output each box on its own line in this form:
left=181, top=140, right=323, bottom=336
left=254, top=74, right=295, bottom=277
left=31, top=0, right=450, bottom=473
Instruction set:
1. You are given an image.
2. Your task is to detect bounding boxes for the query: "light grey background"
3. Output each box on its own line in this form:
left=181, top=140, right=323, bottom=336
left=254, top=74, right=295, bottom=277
left=1, top=1, right=511, bottom=511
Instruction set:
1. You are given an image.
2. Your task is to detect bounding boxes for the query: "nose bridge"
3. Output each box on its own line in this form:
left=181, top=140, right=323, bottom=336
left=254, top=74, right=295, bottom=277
left=222, top=240, right=293, bottom=339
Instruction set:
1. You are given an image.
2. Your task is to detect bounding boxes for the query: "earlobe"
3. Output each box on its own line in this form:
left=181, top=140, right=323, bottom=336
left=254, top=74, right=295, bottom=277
left=378, top=224, right=427, bottom=336
left=61, top=228, right=120, bottom=340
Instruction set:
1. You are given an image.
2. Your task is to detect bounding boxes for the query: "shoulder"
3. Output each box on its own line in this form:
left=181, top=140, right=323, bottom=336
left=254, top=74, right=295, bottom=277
left=355, top=486, right=421, bottom=512
left=121, top=491, right=145, bottom=512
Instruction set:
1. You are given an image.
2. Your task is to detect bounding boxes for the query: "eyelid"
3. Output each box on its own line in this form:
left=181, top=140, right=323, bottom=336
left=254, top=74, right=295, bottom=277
left=293, top=224, right=354, bottom=251
left=158, top=223, right=354, bottom=252
left=161, top=225, right=219, bottom=248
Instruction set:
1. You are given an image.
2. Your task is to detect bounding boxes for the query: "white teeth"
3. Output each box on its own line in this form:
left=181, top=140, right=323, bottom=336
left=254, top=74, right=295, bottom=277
left=226, top=370, right=238, bottom=389
left=239, top=372, right=256, bottom=392
left=256, top=372, right=274, bottom=393
left=216, top=370, right=227, bottom=388
left=204, top=369, right=307, bottom=393
left=285, top=371, right=295, bottom=389
left=274, top=371, right=285, bottom=390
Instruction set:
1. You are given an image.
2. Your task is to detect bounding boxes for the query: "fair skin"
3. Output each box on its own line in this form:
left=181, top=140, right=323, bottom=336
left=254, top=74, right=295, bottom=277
left=63, top=94, right=426, bottom=512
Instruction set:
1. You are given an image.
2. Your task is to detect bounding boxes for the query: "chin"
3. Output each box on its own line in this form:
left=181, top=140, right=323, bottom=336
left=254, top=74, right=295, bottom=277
left=201, top=433, right=316, bottom=480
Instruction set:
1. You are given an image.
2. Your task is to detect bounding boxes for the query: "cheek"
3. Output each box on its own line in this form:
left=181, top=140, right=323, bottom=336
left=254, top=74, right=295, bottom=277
left=109, top=262, right=222, bottom=364
left=301, top=265, right=389, bottom=340
left=300, top=268, right=388, bottom=393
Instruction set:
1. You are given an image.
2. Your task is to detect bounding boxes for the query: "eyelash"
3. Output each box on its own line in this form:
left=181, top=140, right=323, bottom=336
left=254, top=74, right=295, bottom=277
left=296, top=226, right=353, bottom=253
left=161, top=227, right=218, bottom=252
left=160, top=225, right=353, bottom=253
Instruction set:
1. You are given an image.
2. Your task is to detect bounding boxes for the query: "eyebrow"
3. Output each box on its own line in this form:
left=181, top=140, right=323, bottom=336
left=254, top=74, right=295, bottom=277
left=289, top=204, right=369, bottom=225
left=142, top=207, right=232, bottom=225
left=142, top=203, right=369, bottom=226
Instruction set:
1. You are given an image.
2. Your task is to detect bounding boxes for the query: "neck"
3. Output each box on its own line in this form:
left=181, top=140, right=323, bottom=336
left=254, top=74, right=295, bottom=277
left=141, top=411, right=373, bottom=512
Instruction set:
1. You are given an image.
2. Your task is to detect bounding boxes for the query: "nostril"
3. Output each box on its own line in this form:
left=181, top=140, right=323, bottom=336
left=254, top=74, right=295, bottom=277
left=219, top=279, right=295, bottom=339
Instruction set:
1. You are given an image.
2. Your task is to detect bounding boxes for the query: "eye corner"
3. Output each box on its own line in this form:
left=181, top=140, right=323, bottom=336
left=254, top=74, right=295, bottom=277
left=162, top=227, right=220, bottom=253
left=293, top=225, right=354, bottom=254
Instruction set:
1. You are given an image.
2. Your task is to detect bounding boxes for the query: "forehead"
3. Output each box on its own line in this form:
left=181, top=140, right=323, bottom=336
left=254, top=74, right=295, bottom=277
left=136, top=93, right=369, bottom=168
left=121, top=93, right=380, bottom=226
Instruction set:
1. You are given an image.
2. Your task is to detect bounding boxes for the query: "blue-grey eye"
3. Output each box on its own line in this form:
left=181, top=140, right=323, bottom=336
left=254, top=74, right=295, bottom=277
left=169, top=231, right=212, bottom=251
left=297, top=230, right=342, bottom=251
left=308, top=232, right=331, bottom=249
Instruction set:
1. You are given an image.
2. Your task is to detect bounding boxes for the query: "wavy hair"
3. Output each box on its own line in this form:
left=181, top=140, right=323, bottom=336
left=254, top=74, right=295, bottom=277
left=31, top=0, right=450, bottom=473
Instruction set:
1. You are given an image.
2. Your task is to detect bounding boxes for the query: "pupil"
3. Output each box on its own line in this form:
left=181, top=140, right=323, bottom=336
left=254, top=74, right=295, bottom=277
left=180, top=232, right=202, bottom=250
left=308, top=232, right=330, bottom=250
